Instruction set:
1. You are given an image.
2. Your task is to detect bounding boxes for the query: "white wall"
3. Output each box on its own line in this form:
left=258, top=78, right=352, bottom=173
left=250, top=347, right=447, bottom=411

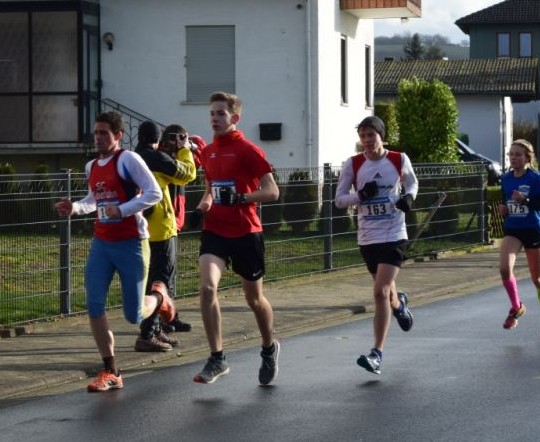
left=100, top=0, right=373, bottom=169
left=315, top=1, right=374, bottom=168
left=457, top=95, right=506, bottom=166
left=101, top=0, right=308, bottom=167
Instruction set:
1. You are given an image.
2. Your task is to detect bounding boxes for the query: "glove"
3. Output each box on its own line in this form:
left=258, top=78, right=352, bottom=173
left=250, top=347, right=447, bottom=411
left=358, top=181, right=378, bottom=201
left=219, top=187, right=245, bottom=206
left=396, top=194, right=413, bottom=213
left=188, top=208, right=204, bottom=229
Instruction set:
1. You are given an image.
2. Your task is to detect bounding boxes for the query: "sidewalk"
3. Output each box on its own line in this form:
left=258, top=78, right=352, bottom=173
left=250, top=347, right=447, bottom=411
left=0, top=247, right=530, bottom=399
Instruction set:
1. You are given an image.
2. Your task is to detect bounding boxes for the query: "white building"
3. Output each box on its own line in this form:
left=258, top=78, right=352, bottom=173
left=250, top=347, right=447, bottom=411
left=0, top=0, right=421, bottom=172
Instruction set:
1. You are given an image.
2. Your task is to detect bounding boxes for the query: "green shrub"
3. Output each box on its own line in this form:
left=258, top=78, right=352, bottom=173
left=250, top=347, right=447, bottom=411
left=282, top=170, right=319, bottom=234
left=396, top=77, right=459, bottom=163
left=317, top=170, right=351, bottom=234
left=261, top=171, right=283, bottom=234
left=375, top=102, right=399, bottom=148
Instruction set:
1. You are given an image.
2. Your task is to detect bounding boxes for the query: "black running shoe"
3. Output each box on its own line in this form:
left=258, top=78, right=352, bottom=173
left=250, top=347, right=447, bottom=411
left=393, top=292, right=413, bottom=332
left=259, top=341, right=280, bottom=385
left=160, top=313, right=192, bottom=333
left=357, top=349, right=381, bottom=375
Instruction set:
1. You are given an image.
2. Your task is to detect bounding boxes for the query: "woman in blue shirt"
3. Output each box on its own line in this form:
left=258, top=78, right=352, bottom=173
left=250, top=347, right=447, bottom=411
left=498, top=139, right=540, bottom=329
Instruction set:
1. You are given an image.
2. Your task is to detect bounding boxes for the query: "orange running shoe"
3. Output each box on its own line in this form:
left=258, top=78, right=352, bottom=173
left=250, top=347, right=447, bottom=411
left=150, top=281, right=176, bottom=324
left=503, top=303, right=526, bottom=329
left=87, top=369, right=123, bottom=392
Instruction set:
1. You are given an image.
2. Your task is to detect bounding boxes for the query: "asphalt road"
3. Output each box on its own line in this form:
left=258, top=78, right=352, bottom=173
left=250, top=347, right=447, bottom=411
left=1, top=282, right=540, bottom=442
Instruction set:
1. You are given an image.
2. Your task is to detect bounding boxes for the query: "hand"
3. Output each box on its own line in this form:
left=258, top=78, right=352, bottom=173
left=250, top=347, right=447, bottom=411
left=54, top=198, right=73, bottom=217
left=358, top=181, right=378, bottom=201
left=219, top=187, right=243, bottom=206
left=188, top=208, right=204, bottom=229
left=396, top=194, right=413, bottom=213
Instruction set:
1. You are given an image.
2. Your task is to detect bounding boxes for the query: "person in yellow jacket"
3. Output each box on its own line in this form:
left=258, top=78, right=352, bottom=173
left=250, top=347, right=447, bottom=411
left=134, top=120, right=196, bottom=352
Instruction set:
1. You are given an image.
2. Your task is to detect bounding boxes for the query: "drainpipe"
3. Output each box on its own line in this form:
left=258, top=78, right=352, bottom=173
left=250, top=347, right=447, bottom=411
left=305, top=0, right=313, bottom=168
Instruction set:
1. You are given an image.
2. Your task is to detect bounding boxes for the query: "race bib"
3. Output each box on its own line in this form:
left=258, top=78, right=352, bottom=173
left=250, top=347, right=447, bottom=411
left=360, top=197, right=392, bottom=219
left=97, top=200, right=121, bottom=223
left=506, top=200, right=529, bottom=217
left=211, top=180, right=236, bottom=205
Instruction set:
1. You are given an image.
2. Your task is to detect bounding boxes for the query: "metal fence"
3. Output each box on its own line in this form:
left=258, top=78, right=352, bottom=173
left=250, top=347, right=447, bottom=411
left=0, top=162, right=490, bottom=327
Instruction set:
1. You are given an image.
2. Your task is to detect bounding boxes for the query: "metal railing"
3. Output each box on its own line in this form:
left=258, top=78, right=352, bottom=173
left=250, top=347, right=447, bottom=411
left=0, top=162, right=489, bottom=327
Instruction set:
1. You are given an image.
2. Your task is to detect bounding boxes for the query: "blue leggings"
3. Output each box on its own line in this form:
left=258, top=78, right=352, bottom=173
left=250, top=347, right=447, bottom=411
left=85, top=237, right=150, bottom=324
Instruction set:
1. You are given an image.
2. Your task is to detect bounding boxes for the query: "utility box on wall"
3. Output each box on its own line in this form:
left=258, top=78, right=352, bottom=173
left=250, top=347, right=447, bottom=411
left=259, top=123, right=282, bottom=141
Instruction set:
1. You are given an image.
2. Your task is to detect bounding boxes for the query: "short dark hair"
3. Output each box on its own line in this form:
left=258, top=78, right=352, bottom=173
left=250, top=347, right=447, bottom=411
left=209, top=91, right=242, bottom=115
left=163, top=124, right=187, bottom=137
left=94, top=112, right=124, bottom=134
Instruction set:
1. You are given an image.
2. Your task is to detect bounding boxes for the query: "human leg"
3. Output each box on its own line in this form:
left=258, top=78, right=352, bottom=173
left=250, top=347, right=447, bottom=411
left=499, top=236, right=526, bottom=328
left=372, top=263, right=400, bottom=351
left=193, top=253, right=230, bottom=384
left=524, top=247, right=540, bottom=293
left=85, top=239, right=123, bottom=391
left=85, top=238, right=116, bottom=361
left=138, top=238, right=179, bottom=350
left=242, top=278, right=274, bottom=347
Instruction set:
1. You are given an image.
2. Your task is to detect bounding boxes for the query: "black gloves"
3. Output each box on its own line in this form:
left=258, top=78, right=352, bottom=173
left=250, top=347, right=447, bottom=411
left=188, top=208, right=204, bottom=229
left=358, top=181, right=378, bottom=201
left=219, top=187, right=246, bottom=206
left=396, top=194, right=413, bottom=213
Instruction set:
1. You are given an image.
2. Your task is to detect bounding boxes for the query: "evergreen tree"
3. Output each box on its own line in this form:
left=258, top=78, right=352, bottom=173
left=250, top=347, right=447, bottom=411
left=403, top=33, right=424, bottom=60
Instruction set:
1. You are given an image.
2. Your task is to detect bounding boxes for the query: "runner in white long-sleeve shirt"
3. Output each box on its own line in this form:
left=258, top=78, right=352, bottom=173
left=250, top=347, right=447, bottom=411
left=335, top=116, right=418, bottom=375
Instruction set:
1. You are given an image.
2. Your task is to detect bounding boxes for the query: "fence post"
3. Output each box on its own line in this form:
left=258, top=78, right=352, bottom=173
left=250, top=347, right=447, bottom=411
left=323, top=163, right=333, bottom=271
left=59, top=169, right=72, bottom=315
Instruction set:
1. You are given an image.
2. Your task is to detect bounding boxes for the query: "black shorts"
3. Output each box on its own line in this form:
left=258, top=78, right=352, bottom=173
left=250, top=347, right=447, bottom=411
left=504, top=228, right=540, bottom=249
left=199, top=231, right=266, bottom=281
left=359, top=240, right=408, bottom=274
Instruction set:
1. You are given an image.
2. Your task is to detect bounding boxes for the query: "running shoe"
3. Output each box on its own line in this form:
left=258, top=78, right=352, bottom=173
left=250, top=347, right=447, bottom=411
left=150, top=280, right=176, bottom=324
left=393, top=292, right=413, bottom=332
left=259, top=341, right=281, bottom=385
left=155, top=329, right=179, bottom=347
left=193, top=355, right=230, bottom=384
left=161, top=313, right=192, bottom=333
left=134, top=335, right=172, bottom=352
left=87, top=369, right=123, bottom=392
left=357, top=349, right=381, bottom=375
left=503, top=303, right=526, bottom=329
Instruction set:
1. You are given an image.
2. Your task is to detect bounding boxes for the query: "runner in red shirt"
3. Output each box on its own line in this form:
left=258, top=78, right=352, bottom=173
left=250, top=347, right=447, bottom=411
left=190, top=92, right=280, bottom=385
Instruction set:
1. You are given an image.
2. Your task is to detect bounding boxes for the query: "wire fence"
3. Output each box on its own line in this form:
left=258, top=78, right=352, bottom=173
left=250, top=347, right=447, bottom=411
left=0, top=162, right=494, bottom=327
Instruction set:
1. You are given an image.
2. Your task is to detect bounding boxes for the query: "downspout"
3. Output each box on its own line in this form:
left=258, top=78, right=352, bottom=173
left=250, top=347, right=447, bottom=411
left=305, top=0, right=313, bottom=168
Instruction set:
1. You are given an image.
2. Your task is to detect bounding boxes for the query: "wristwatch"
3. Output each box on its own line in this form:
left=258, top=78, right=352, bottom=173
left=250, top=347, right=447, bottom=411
left=239, top=193, right=248, bottom=204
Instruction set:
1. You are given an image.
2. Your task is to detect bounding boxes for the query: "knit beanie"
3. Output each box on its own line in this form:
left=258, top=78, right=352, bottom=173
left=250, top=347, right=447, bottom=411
left=357, top=116, right=385, bottom=141
left=138, top=120, right=161, bottom=145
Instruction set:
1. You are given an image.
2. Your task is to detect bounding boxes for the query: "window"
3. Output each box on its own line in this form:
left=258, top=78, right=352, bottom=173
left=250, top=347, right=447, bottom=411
left=185, top=26, right=235, bottom=103
left=0, top=4, right=99, bottom=144
left=519, top=33, right=532, bottom=57
left=497, top=33, right=510, bottom=58
left=365, top=45, right=372, bottom=108
left=341, top=35, right=348, bottom=104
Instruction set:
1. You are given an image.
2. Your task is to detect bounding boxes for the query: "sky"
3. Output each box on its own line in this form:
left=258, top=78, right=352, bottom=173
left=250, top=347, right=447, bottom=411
left=374, top=0, right=501, bottom=44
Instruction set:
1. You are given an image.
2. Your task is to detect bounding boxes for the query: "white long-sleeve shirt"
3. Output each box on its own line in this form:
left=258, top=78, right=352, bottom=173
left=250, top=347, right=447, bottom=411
left=335, top=150, right=418, bottom=245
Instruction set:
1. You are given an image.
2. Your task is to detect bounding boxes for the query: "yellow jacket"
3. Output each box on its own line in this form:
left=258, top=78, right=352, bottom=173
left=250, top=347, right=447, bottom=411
left=135, top=145, right=196, bottom=241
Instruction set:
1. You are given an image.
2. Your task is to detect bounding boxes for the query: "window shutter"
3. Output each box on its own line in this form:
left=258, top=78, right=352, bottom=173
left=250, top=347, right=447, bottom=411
left=186, top=26, right=235, bottom=102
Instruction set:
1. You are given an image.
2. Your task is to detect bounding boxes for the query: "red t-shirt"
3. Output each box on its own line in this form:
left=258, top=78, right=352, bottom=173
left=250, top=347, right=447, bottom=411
left=200, top=130, right=272, bottom=238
